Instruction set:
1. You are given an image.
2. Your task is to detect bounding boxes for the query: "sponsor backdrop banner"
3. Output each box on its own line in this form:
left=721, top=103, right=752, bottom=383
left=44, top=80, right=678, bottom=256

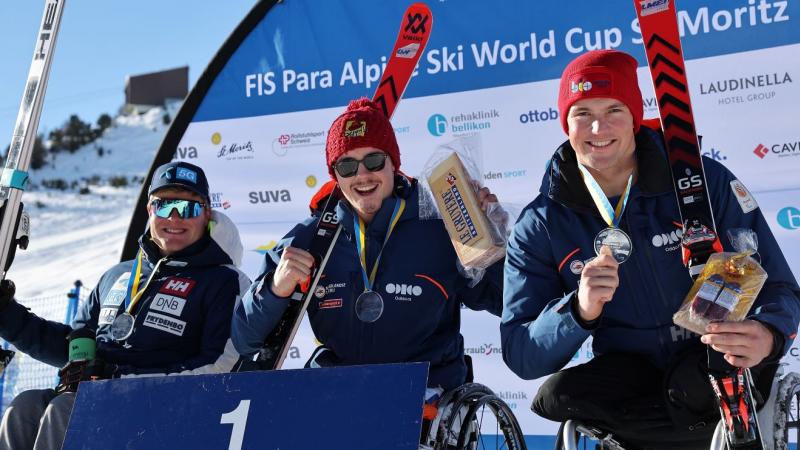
left=169, top=0, right=800, bottom=444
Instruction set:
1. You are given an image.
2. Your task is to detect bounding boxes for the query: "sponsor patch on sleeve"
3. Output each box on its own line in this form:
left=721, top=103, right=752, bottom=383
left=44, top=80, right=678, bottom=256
left=730, top=179, right=758, bottom=214
left=98, top=307, right=118, bottom=326
left=319, top=299, right=343, bottom=310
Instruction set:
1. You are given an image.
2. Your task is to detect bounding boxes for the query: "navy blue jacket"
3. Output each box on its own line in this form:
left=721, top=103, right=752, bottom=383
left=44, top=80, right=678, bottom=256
left=232, top=178, right=503, bottom=390
left=0, top=229, right=249, bottom=376
left=502, top=128, right=800, bottom=380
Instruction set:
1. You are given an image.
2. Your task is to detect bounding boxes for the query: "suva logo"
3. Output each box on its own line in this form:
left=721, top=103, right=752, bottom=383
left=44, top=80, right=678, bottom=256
left=777, top=207, right=800, bottom=230
left=248, top=189, right=292, bottom=204
left=427, top=114, right=448, bottom=136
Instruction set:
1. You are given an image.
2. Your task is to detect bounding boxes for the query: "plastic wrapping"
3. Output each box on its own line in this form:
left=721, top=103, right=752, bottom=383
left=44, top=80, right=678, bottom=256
left=418, top=135, right=513, bottom=284
left=673, top=228, right=767, bottom=335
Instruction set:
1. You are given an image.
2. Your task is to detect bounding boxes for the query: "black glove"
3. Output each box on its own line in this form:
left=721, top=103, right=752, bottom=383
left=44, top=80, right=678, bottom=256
left=84, top=358, right=119, bottom=381
left=56, top=360, right=89, bottom=393
left=55, top=358, right=119, bottom=393
left=0, top=279, right=15, bottom=312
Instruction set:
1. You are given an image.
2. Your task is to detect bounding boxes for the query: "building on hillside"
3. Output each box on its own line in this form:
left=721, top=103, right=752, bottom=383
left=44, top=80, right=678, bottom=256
left=124, top=66, right=188, bottom=114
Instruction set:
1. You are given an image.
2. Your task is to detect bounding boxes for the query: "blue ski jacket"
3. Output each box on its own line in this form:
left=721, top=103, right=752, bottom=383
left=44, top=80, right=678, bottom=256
left=502, top=127, right=800, bottom=380
left=0, top=216, right=250, bottom=377
left=232, top=177, right=504, bottom=390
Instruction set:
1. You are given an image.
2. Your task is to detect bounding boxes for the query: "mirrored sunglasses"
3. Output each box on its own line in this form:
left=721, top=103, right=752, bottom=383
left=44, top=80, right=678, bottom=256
left=149, top=199, right=205, bottom=219
left=333, top=152, right=387, bottom=178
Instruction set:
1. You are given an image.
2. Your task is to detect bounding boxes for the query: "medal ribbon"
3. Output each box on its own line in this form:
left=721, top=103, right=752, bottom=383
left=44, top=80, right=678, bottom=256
left=123, top=251, right=163, bottom=314
left=577, top=163, right=633, bottom=228
left=354, top=198, right=406, bottom=292
left=122, top=250, right=145, bottom=313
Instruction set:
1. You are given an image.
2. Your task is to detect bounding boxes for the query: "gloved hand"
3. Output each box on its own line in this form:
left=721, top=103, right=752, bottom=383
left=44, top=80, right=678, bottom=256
left=56, top=360, right=89, bottom=393
left=85, top=358, right=119, bottom=381
left=55, top=358, right=119, bottom=393
left=0, top=279, right=16, bottom=312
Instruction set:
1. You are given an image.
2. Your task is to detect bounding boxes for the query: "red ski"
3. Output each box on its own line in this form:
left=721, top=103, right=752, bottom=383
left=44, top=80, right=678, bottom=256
left=634, top=1, right=763, bottom=448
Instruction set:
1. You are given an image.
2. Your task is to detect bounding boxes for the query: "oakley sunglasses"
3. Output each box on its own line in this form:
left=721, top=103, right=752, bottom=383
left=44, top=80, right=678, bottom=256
left=333, top=152, right=388, bottom=178
left=149, top=199, right=206, bottom=219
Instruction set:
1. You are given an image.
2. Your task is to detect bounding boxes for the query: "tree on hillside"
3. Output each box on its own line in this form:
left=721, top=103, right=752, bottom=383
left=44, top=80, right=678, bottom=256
left=49, top=115, right=93, bottom=153
left=96, top=113, right=113, bottom=135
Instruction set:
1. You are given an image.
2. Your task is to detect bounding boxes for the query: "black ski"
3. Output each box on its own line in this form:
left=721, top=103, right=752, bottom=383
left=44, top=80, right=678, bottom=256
left=634, top=1, right=763, bottom=448
left=255, top=2, right=433, bottom=370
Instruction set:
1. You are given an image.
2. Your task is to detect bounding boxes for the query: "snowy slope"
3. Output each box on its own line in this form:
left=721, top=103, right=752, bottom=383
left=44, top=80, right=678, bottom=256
left=7, top=104, right=176, bottom=300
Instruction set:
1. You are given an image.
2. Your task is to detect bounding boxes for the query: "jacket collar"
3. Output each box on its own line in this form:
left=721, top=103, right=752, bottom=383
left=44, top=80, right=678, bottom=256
left=138, top=229, right=232, bottom=269
left=541, top=127, right=673, bottom=215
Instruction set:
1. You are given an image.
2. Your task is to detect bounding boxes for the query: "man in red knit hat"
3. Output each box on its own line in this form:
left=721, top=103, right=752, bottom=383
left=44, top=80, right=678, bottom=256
left=501, top=50, right=799, bottom=448
left=232, top=98, right=505, bottom=412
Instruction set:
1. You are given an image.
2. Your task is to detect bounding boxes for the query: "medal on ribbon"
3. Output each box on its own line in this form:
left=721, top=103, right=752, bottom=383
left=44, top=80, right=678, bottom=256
left=578, top=163, right=634, bottom=264
left=353, top=198, right=406, bottom=323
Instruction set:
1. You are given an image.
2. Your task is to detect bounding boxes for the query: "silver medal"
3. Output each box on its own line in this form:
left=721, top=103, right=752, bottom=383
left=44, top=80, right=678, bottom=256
left=110, top=312, right=135, bottom=341
left=355, top=291, right=384, bottom=323
left=593, top=227, right=633, bottom=264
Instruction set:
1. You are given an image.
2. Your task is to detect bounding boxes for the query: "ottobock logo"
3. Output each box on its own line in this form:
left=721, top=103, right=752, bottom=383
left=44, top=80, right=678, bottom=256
left=640, top=0, right=669, bottom=16
left=777, top=207, right=800, bottom=230
left=652, top=228, right=683, bottom=251
left=385, top=283, right=422, bottom=301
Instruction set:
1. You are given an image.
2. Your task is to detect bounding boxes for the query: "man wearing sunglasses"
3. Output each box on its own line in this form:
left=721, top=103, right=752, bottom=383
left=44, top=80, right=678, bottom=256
left=0, top=161, right=249, bottom=450
left=232, top=98, right=504, bottom=409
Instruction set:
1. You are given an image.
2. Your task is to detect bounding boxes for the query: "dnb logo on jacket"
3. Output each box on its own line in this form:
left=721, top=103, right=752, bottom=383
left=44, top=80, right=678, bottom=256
left=140, top=277, right=196, bottom=336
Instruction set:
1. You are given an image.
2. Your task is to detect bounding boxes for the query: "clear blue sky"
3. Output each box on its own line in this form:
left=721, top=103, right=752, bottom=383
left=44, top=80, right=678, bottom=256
left=0, top=0, right=257, bottom=150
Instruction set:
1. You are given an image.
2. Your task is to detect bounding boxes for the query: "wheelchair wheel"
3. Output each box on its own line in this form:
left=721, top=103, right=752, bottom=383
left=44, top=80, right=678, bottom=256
left=554, top=420, right=627, bottom=450
left=429, top=383, right=526, bottom=450
left=775, top=372, right=800, bottom=450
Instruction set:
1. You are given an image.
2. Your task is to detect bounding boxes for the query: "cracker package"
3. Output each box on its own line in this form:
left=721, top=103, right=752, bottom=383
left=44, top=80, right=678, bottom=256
left=673, top=229, right=767, bottom=335
left=426, top=152, right=506, bottom=270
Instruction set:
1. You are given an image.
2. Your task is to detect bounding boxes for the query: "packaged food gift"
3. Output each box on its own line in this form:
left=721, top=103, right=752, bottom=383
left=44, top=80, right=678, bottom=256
left=673, top=229, right=767, bottom=336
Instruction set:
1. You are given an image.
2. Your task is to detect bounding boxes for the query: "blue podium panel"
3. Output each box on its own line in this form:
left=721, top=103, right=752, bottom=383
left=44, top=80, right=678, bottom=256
left=63, top=363, right=427, bottom=450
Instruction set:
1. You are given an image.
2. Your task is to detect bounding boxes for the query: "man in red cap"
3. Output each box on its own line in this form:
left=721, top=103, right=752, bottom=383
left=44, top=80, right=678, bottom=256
left=232, top=98, right=504, bottom=404
left=501, top=50, right=800, bottom=448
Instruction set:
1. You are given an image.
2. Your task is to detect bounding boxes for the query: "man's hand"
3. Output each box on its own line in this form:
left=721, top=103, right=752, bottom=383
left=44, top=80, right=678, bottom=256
left=476, top=185, right=498, bottom=212
left=576, top=246, right=619, bottom=322
left=271, top=246, right=315, bottom=298
left=700, top=320, right=774, bottom=368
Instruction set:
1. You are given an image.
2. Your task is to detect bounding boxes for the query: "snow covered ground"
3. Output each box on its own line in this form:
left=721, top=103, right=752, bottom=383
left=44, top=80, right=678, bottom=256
left=8, top=104, right=176, bottom=299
